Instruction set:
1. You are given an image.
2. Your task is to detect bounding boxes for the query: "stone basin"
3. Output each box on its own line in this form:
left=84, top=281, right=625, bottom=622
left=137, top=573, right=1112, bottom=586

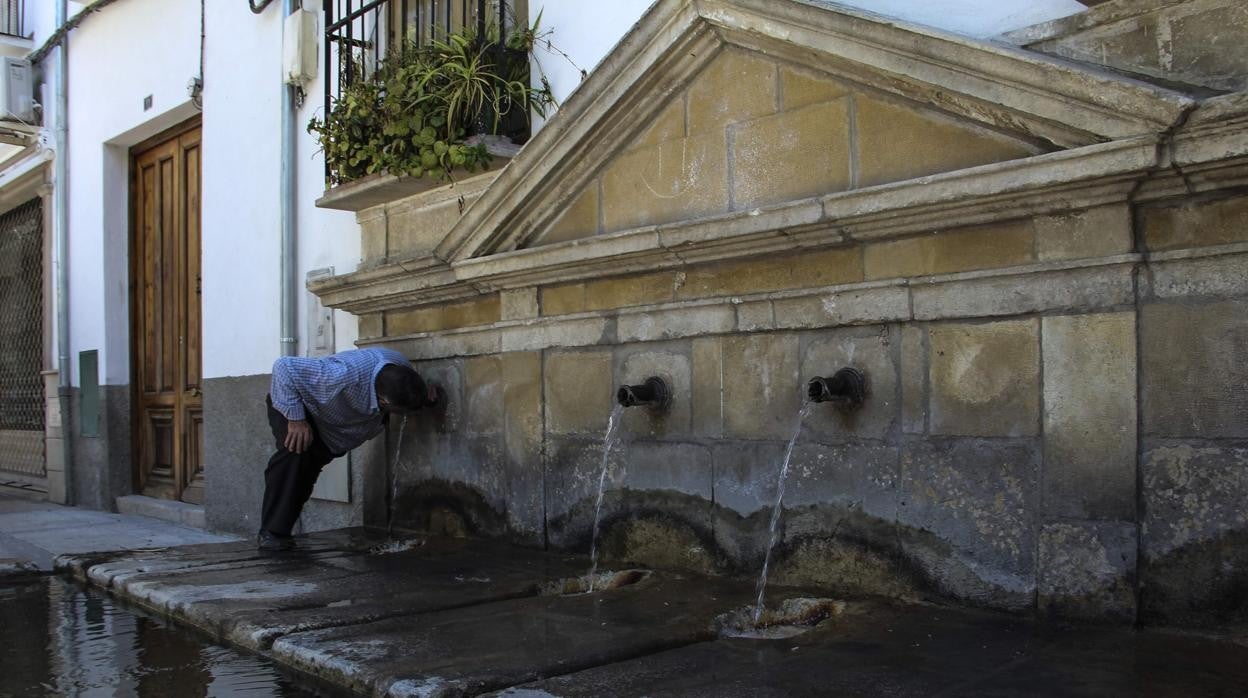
left=58, top=527, right=1248, bottom=697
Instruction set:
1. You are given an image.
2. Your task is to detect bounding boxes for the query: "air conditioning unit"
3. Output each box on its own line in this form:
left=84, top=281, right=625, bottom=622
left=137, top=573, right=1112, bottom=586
left=0, top=57, right=33, bottom=124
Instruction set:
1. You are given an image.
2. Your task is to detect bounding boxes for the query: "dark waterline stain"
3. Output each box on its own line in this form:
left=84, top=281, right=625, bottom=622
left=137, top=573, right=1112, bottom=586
left=0, top=576, right=330, bottom=697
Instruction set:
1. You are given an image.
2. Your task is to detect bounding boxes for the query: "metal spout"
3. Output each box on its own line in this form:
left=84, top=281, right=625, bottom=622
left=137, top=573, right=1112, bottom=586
left=617, top=376, right=670, bottom=409
left=807, top=367, right=866, bottom=409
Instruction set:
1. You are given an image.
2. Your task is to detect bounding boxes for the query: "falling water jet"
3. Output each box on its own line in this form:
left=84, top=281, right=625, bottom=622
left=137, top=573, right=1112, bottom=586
left=752, top=400, right=814, bottom=626
left=752, top=367, right=865, bottom=626
left=583, top=377, right=671, bottom=592
left=386, top=415, right=408, bottom=539
left=585, top=403, right=626, bottom=592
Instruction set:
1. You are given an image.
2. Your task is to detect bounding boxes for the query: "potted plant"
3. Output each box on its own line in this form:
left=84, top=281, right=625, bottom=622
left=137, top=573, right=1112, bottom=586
left=309, top=18, right=553, bottom=187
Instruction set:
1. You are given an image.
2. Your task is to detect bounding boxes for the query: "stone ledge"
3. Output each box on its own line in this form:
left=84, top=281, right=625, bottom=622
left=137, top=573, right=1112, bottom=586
left=1143, top=246, right=1248, bottom=300
left=360, top=253, right=1159, bottom=359
left=315, top=157, right=510, bottom=213
left=116, top=494, right=207, bottom=529
left=1002, top=0, right=1179, bottom=45
left=911, top=257, right=1139, bottom=320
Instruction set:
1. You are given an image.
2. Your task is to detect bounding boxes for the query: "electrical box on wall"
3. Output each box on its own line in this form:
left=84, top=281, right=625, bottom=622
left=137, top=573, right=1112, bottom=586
left=306, top=267, right=336, bottom=358
left=0, top=57, right=33, bottom=124
left=283, top=8, right=319, bottom=86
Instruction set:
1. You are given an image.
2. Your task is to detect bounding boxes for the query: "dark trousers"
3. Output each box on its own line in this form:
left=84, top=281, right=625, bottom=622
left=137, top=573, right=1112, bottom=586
left=261, top=396, right=337, bottom=537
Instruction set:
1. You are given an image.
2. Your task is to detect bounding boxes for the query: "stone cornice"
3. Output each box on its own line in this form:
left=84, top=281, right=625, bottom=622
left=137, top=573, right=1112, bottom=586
left=1137, top=92, right=1248, bottom=202
left=354, top=251, right=1182, bottom=360
left=1001, top=0, right=1181, bottom=46
left=1172, top=93, right=1248, bottom=167
left=704, top=0, right=1192, bottom=142
left=310, top=137, right=1163, bottom=315
left=354, top=241, right=1248, bottom=361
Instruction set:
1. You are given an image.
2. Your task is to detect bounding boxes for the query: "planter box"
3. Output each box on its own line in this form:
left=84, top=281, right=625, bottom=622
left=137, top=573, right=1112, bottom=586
left=315, top=137, right=520, bottom=212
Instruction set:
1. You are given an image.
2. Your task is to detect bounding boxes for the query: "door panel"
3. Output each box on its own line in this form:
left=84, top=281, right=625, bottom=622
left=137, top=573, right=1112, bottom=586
left=132, top=123, right=202, bottom=502
left=180, top=134, right=204, bottom=504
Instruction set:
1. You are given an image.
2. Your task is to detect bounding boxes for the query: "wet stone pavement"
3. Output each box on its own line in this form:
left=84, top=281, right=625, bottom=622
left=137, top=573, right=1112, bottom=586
left=53, top=527, right=1248, bottom=697
left=0, top=575, right=321, bottom=696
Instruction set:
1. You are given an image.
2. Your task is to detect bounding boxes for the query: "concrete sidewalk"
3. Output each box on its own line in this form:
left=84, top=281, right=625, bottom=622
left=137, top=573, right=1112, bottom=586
left=0, top=493, right=237, bottom=571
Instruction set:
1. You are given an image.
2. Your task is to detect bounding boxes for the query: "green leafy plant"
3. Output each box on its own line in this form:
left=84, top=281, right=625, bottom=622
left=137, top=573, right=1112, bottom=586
left=309, top=19, right=554, bottom=186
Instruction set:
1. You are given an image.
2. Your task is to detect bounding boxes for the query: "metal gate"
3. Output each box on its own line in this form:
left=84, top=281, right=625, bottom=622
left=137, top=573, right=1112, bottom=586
left=0, top=197, right=45, bottom=481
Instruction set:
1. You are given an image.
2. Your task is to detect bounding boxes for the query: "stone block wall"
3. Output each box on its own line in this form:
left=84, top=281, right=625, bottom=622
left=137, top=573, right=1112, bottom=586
left=203, top=374, right=375, bottom=537
left=538, top=48, right=1040, bottom=244
left=357, top=171, right=498, bottom=267
left=359, top=189, right=1248, bottom=627
left=1135, top=195, right=1248, bottom=628
left=303, top=0, right=1248, bottom=633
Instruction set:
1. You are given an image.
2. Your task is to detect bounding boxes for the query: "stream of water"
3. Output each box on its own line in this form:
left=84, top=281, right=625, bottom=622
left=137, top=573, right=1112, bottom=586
left=386, top=415, right=408, bottom=538
left=586, top=403, right=627, bottom=591
left=753, top=401, right=815, bottom=626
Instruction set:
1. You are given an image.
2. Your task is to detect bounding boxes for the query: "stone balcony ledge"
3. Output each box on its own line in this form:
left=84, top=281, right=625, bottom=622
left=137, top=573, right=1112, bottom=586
left=314, top=156, right=512, bottom=213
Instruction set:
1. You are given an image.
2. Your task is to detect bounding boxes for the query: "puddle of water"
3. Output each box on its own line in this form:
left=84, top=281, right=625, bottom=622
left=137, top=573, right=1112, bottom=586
left=0, top=576, right=327, bottom=697
left=716, top=597, right=845, bottom=639
left=540, top=569, right=651, bottom=597
left=368, top=538, right=425, bottom=555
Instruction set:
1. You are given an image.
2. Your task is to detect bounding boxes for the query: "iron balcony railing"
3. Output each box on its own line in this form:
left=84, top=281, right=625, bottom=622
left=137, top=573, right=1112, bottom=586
left=322, top=1, right=525, bottom=175
left=0, top=0, right=24, bottom=39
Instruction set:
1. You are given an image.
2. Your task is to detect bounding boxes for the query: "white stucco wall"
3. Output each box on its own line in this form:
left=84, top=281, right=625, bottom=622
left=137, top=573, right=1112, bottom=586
left=52, top=1, right=359, bottom=385
left=64, top=0, right=202, bottom=385
left=530, top=0, right=1086, bottom=118
left=200, top=3, right=360, bottom=380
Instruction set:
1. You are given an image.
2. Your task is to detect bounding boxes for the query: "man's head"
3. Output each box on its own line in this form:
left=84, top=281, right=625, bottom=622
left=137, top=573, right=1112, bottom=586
left=375, top=364, right=433, bottom=413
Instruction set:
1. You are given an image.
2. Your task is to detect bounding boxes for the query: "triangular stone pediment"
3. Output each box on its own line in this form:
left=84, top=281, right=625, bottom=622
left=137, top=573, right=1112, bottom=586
left=435, top=0, right=1195, bottom=262
left=531, top=48, right=1045, bottom=248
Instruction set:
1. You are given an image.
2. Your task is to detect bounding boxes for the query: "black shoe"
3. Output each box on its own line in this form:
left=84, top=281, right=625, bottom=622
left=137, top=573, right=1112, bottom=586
left=257, top=530, right=295, bottom=551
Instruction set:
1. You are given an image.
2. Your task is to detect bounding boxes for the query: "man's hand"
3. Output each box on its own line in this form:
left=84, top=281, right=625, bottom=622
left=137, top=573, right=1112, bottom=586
left=285, top=419, right=312, bottom=454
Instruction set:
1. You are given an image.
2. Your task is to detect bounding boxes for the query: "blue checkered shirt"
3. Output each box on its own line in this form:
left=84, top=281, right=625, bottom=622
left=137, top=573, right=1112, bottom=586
left=270, top=347, right=411, bottom=455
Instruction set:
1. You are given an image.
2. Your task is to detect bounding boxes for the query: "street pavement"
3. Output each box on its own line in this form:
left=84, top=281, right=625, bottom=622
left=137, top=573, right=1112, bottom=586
left=54, top=526, right=1248, bottom=697
left=0, top=492, right=237, bottom=571
left=6, top=493, right=1247, bottom=697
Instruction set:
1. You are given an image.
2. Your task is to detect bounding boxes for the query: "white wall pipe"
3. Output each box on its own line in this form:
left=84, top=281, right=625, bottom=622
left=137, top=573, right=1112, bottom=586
left=279, top=0, right=298, bottom=356
left=53, top=0, right=73, bottom=503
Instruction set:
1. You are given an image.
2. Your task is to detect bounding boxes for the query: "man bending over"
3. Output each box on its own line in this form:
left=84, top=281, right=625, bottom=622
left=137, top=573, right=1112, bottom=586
left=259, top=347, right=435, bottom=550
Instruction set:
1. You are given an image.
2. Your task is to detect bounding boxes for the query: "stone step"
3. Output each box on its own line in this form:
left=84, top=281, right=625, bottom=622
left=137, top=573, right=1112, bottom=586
left=115, top=495, right=206, bottom=530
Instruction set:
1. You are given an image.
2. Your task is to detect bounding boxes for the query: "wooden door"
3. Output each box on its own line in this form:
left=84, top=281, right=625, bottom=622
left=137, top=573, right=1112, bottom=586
left=131, top=122, right=203, bottom=503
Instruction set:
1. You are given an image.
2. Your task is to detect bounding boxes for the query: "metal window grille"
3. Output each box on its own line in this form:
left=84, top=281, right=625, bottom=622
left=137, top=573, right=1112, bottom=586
left=0, top=1, right=24, bottom=39
left=321, top=0, right=524, bottom=179
left=0, top=197, right=45, bottom=480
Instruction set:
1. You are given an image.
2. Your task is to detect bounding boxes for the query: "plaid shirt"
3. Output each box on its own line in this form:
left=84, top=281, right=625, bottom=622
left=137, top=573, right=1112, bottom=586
left=269, top=347, right=410, bottom=455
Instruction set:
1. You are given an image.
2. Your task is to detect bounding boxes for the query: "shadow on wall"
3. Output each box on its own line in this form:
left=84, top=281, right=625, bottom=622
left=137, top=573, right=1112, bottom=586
left=1142, top=528, right=1248, bottom=628
left=391, top=478, right=511, bottom=540
left=391, top=480, right=1051, bottom=612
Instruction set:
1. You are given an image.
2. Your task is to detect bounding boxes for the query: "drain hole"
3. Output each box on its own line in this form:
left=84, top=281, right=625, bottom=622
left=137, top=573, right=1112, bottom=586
left=540, top=569, right=652, bottom=596
left=715, top=597, right=845, bottom=639
left=368, top=538, right=426, bottom=555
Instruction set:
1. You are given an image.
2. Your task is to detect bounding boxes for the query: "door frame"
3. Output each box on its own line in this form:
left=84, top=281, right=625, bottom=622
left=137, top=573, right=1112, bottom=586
left=127, top=115, right=203, bottom=498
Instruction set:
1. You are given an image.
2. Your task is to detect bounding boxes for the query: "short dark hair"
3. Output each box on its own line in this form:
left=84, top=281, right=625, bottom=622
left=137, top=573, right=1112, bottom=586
left=375, top=364, right=428, bottom=411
